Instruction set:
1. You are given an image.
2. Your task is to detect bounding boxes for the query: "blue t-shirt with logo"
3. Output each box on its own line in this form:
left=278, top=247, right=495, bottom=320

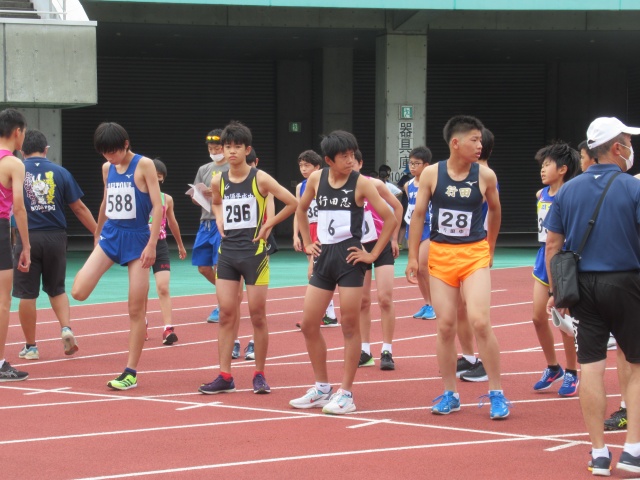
left=23, top=157, right=84, bottom=230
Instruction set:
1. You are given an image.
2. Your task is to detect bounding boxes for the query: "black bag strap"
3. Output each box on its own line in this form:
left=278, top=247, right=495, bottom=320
left=576, top=171, right=622, bottom=255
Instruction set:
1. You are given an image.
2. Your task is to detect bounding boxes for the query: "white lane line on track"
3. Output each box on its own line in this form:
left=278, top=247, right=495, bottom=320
left=23, top=387, right=71, bottom=395
left=544, top=441, right=583, bottom=451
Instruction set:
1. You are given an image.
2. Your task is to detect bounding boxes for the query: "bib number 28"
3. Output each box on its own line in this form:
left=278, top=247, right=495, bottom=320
left=438, top=208, right=472, bottom=237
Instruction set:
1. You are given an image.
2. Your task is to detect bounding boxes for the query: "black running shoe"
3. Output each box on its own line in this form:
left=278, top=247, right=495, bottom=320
left=456, top=356, right=475, bottom=378
left=0, top=362, right=28, bottom=382
left=604, top=407, right=627, bottom=431
left=460, top=360, right=488, bottom=382
left=380, top=351, right=395, bottom=371
left=358, top=350, right=374, bottom=367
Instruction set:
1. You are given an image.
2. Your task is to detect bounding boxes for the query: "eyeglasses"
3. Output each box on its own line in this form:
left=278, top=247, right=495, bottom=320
left=409, top=162, right=423, bottom=167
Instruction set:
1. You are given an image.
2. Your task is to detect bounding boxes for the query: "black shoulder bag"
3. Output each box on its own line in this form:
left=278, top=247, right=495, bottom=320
left=550, top=171, right=621, bottom=308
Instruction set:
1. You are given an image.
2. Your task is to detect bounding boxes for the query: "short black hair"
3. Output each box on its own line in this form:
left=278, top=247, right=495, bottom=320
left=443, top=115, right=484, bottom=144
left=246, top=148, right=257, bottom=165
left=298, top=149, right=322, bottom=167
left=480, top=127, right=494, bottom=161
left=578, top=140, right=598, bottom=163
left=0, top=108, right=26, bottom=139
left=535, top=141, right=579, bottom=182
left=94, top=122, right=130, bottom=154
left=320, top=130, right=359, bottom=161
left=152, top=158, right=168, bottom=178
left=379, top=164, right=391, bottom=177
left=409, top=146, right=432, bottom=164
left=22, top=130, right=48, bottom=156
left=206, top=128, right=223, bottom=145
left=220, top=121, right=252, bottom=147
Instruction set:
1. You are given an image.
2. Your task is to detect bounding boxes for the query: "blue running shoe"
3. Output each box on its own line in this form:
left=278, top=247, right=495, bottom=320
left=413, top=305, right=427, bottom=318
left=558, top=371, right=579, bottom=397
left=617, top=451, right=640, bottom=474
left=207, top=307, right=220, bottom=323
left=588, top=451, right=612, bottom=476
left=253, top=373, right=271, bottom=394
left=431, top=391, right=461, bottom=415
left=232, top=342, right=241, bottom=359
left=479, top=390, right=511, bottom=419
left=421, top=305, right=436, bottom=320
left=533, top=366, right=564, bottom=391
left=198, top=374, right=235, bottom=394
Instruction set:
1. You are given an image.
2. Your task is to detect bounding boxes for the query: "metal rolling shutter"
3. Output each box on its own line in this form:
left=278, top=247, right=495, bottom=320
left=426, top=64, right=546, bottom=234
left=353, top=56, right=376, bottom=173
left=62, top=56, right=277, bottom=238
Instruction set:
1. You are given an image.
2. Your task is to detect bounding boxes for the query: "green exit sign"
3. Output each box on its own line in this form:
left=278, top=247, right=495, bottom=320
left=289, top=122, right=302, bottom=133
left=400, top=106, right=413, bottom=119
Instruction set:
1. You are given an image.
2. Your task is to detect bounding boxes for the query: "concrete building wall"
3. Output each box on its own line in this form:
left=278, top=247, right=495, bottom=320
left=0, top=21, right=97, bottom=107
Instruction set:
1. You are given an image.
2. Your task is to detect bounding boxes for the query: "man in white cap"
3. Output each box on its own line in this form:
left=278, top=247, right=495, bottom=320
left=545, top=117, right=640, bottom=476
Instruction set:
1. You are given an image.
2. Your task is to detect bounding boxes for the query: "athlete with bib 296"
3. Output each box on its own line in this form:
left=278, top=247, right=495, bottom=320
left=290, top=130, right=397, bottom=415
left=198, top=121, right=297, bottom=396
left=405, top=115, right=510, bottom=420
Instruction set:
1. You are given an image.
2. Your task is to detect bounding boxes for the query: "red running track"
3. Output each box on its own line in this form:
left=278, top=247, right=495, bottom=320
left=0, top=267, right=631, bottom=479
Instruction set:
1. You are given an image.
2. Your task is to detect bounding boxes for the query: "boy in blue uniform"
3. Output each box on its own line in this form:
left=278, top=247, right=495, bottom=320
left=72, top=122, right=163, bottom=390
left=530, top=142, right=579, bottom=396
left=403, top=146, right=436, bottom=320
left=198, top=121, right=297, bottom=395
left=289, top=130, right=396, bottom=415
left=192, top=129, right=229, bottom=323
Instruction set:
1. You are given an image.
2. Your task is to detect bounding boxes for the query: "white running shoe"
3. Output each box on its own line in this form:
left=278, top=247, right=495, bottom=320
left=322, top=388, right=356, bottom=415
left=289, top=386, right=333, bottom=409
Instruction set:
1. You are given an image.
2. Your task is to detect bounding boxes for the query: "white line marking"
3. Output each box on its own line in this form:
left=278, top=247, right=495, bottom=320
left=176, top=402, right=222, bottom=411
left=24, top=387, right=71, bottom=395
left=545, top=441, right=582, bottom=451
left=347, top=419, right=390, bottom=429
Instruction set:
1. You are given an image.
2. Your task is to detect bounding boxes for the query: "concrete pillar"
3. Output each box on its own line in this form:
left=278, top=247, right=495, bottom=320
left=18, top=108, right=62, bottom=165
left=322, top=47, right=353, bottom=134
left=375, top=34, right=427, bottom=183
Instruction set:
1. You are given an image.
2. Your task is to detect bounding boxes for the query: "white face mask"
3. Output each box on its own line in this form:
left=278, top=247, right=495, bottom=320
left=619, top=143, right=634, bottom=171
left=210, top=153, right=224, bottom=163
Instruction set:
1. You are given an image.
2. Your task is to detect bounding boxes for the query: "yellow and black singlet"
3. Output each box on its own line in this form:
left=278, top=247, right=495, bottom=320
left=219, top=167, right=268, bottom=256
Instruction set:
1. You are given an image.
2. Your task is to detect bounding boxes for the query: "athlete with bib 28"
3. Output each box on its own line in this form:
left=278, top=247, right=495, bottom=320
left=405, top=115, right=510, bottom=420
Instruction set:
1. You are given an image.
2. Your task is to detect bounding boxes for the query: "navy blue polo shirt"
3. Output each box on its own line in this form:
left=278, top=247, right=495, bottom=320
left=23, top=157, right=84, bottom=230
left=544, top=164, right=640, bottom=272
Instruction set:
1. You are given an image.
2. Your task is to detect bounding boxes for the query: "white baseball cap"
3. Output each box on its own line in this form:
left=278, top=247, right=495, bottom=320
left=587, top=117, right=640, bottom=149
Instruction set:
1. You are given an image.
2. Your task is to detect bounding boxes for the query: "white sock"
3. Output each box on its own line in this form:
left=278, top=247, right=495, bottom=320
left=0, top=359, right=4, bottom=368
left=316, top=382, right=331, bottom=394
left=463, top=354, right=477, bottom=364
left=624, top=442, right=640, bottom=457
left=234, top=340, right=240, bottom=345
left=326, top=300, right=335, bottom=318
left=382, top=343, right=392, bottom=354
left=622, top=401, right=627, bottom=409
left=592, top=446, right=609, bottom=459
left=340, top=388, right=352, bottom=397
left=452, top=392, right=460, bottom=399
left=361, top=343, right=371, bottom=355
